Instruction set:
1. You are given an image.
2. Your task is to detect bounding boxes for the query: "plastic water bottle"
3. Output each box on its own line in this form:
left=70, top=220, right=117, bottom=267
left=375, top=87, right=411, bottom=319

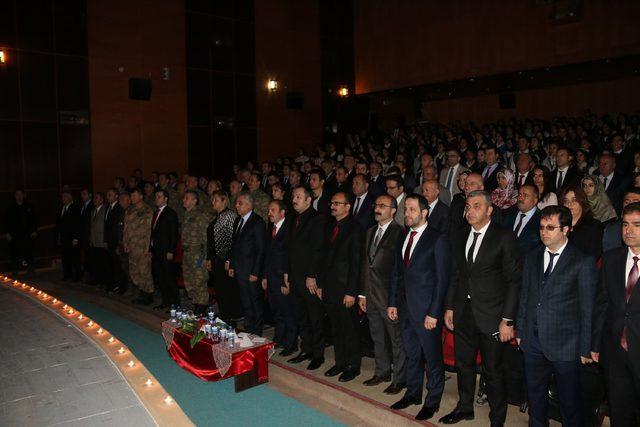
left=170, top=305, right=176, bottom=320
left=220, top=328, right=228, bottom=343
left=227, top=332, right=235, bottom=348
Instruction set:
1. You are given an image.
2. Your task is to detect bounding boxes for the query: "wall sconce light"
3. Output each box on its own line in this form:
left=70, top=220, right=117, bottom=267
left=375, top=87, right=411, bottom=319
left=0, top=50, right=5, bottom=64
left=267, top=79, right=278, bottom=92
left=338, top=86, right=349, bottom=97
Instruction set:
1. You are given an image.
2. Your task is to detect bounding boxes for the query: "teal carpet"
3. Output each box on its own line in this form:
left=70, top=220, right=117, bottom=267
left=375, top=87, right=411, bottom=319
left=63, top=296, right=342, bottom=427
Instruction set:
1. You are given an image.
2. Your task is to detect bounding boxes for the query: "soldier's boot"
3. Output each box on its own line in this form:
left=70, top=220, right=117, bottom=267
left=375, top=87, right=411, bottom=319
left=133, top=291, right=153, bottom=306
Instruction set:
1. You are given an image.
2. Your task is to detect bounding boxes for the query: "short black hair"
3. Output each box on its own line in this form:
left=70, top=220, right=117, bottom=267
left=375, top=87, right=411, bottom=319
left=293, top=185, right=312, bottom=200
left=385, top=175, right=404, bottom=189
left=332, top=191, right=353, bottom=207
left=540, top=205, right=573, bottom=229
left=309, top=168, right=326, bottom=181
left=154, top=188, right=169, bottom=199
left=270, top=199, right=288, bottom=213
left=405, top=193, right=429, bottom=212
left=184, top=189, right=199, bottom=202
left=623, top=201, right=640, bottom=218
left=625, top=187, right=640, bottom=198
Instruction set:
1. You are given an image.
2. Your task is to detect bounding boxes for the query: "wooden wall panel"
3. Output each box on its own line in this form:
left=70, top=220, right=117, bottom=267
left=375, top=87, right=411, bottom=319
left=354, top=0, right=640, bottom=94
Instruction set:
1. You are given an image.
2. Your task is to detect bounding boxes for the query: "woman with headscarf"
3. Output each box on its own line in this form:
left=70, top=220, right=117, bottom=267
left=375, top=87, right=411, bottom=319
left=581, top=175, right=617, bottom=224
left=491, top=168, right=519, bottom=210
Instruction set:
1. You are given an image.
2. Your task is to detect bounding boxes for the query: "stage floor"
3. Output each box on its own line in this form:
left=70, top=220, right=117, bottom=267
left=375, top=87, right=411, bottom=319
left=0, top=286, right=156, bottom=426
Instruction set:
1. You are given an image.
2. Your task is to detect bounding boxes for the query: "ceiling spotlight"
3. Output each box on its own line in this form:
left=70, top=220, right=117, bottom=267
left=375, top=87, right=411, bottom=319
left=108, top=337, right=115, bottom=343
left=118, top=347, right=125, bottom=354
left=88, top=321, right=94, bottom=326
left=127, top=360, right=135, bottom=368
left=145, top=379, right=153, bottom=387
left=164, top=396, right=174, bottom=405
left=0, top=50, right=5, bottom=64
left=97, top=328, right=103, bottom=334
left=267, top=79, right=278, bottom=92
left=338, top=86, right=349, bottom=97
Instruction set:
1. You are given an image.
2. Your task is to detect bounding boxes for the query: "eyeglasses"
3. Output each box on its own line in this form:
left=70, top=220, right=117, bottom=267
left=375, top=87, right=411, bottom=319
left=329, top=201, right=349, bottom=206
left=539, top=225, right=562, bottom=231
left=374, top=203, right=393, bottom=209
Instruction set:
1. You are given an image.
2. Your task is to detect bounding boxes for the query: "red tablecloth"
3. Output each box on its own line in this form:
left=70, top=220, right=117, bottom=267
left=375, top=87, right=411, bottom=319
left=163, top=323, right=274, bottom=382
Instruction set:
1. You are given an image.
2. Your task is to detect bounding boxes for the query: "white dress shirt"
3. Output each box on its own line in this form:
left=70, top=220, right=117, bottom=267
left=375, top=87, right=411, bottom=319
left=401, top=221, right=428, bottom=260
left=465, top=221, right=491, bottom=263
left=625, top=247, right=640, bottom=284
left=600, top=172, right=614, bottom=191
left=543, top=238, right=569, bottom=274
left=428, top=199, right=438, bottom=217
left=513, top=206, right=537, bottom=236
left=353, top=192, right=368, bottom=215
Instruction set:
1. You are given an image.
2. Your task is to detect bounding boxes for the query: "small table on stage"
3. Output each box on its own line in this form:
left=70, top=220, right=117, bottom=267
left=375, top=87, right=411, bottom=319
left=161, top=321, right=275, bottom=392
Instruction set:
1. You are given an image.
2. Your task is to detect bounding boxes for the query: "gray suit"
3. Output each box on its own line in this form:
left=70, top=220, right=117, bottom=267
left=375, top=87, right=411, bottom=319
left=89, top=205, right=106, bottom=248
left=394, top=193, right=406, bottom=227
left=359, top=220, right=407, bottom=384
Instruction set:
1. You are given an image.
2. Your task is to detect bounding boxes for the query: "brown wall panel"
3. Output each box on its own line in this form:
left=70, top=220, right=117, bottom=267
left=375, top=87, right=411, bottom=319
left=87, top=0, right=188, bottom=190
left=354, top=0, right=640, bottom=94
left=419, top=78, right=640, bottom=124
left=254, top=0, right=323, bottom=161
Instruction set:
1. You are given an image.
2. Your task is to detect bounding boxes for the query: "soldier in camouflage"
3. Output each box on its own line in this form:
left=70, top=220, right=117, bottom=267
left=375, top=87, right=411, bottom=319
left=187, top=175, right=210, bottom=213
left=181, top=189, right=210, bottom=315
left=124, top=188, right=155, bottom=305
left=248, top=172, right=271, bottom=223
left=158, top=172, right=183, bottom=225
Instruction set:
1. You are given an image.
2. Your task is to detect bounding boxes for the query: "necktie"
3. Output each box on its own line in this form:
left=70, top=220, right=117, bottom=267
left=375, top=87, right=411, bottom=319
left=514, top=213, right=526, bottom=236
left=621, top=256, right=639, bottom=351
left=482, top=166, right=489, bottom=179
left=330, top=224, right=339, bottom=243
left=353, top=197, right=361, bottom=215
left=369, top=227, right=383, bottom=260
left=467, top=232, right=481, bottom=264
left=602, top=176, right=608, bottom=190
left=519, top=174, right=525, bottom=187
left=544, top=252, right=559, bottom=278
left=271, top=225, right=277, bottom=240
left=445, top=167, right=455, bottom=190
left=556, top=170, right=564, bottom=190
left=295, top=216, right=301, bottom=231
left=235, top=217, right=244, bottom=235
left=403, top=231, right=418, bottom=267
left=151, top=209, right=160, bottom=229
left=105, top=205, right=111, bottom=221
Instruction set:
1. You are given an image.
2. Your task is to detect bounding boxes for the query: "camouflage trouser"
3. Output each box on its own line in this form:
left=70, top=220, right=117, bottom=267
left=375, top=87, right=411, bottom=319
left=182, top=252, right=209, bottom=305
left=129, top=253, right=153, bottom=293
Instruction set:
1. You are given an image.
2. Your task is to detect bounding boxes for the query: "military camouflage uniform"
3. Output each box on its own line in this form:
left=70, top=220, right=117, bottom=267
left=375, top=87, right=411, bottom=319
left=250, top=189, right=271, bottom=223
left=181, top=207, right=210, bottom=305
left=196, top=188, right=210, bottom=213
left=123, top=203, right=154, bottom=293
left=160, top=185, right=184, bottom=225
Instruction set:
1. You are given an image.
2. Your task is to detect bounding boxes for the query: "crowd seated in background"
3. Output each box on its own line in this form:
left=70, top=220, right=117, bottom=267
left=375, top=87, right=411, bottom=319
left=6, top=111, right=640, bottom=425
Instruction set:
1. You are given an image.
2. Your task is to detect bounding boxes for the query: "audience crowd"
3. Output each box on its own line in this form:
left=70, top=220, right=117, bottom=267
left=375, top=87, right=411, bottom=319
left=5, top=111, right=640, bottom=426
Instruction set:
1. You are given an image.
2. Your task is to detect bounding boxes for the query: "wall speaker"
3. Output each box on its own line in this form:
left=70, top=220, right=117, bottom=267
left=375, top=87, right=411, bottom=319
left=499, top=93, right=516, bottom=109
left=286, top=92, right=304, bottom=109
left=129, top=78, right=152, bottom=100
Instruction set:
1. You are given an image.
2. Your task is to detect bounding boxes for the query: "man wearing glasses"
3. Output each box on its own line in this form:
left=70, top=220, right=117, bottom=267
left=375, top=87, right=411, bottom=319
left=516, top=205, right=597, bottom=426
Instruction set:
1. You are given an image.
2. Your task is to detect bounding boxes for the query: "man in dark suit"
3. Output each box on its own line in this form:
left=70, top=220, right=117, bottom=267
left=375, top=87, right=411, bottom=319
left=78, top=188, right=93, bottom=280
left=150, top=189, right=179, bottom=309
left=440, top=190, right=521, bottom=426
left=514, top=153, right=536, bottom=189
left=228, top=192, right=267, bottom=336
left=5, top=189, right=37, bottom=276
left=551, top=147, right=582, bottom=195
left=104, top=188, right=126, bottom=293
left=351, top=173, right=376, bottom=230
left=517, top=205, right=597, bottom=427
left=502, top=184, right=542, bottom=253
left=263, top=200, right=297, bottom=355
left=309, top=169, right=332, bottom=219
left=57, top=190, right=81, bottom=281
left=592, top=202, right=640, bottom=426
left=596, top=152, right=628, bottom=216
left=359, top=194, right=407, bottom=394
left=421, top=179, right=449, bottom=233
left=448, top=173, right=502, bottom=242
left=284, top=186, right=327, bottom=370
left=388, top=194, right=452, bottom=421
left=480, top=146, right=502, bottom=193
left=320, top=191, right=363, bottom=382
left=603, top=188, right=640, bottom=252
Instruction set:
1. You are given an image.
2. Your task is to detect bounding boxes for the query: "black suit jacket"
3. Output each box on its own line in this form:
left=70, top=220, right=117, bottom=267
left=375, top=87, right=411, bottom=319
left=359, top=221, right=404, bottom=311
left=599, top=171, right=628, bottom=216
left=229, top=212, right=266, bottom=280
left=447, top=222, right=522, bottom=334
left=551, top=167, right=583, bottom=195
left=57, top=203, right=80, bottom=246
left=352, top=192, right=376, bottom=230
left=320, top=217, right=363, bottom=302
left=283, top=207, right=326, bottom=285
left=593, top=247, right=640, bottom=375
left=313, top=190, right=333, bottom=218
left=517, top=243, right=597, bottom=361
left=263, top=216, right=292, bottom=281
left=569, top=215, right=603, bottom=259
left=150, top=206, right=179, bottom=256
left=481, top=164, right=502, bottom=193
left=502, top=206, right=542, bottom=253
left=514, top=171, right=535, bottom=189
left=428, top=199, right=449, bottom=233
left=104, top=203, right=124, bottom=250
left=79, top=201, right=92, bottom=246
left=448, top=194, right=503, bottom=241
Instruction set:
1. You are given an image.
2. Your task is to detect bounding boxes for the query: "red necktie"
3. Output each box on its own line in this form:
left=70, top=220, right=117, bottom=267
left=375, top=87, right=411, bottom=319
left=151, top=209, right=160, bottom=229
left=271, top=225, right=277, bottom=240
left=621, top=256, right=639, bottom=351
left=330, top=224, right=339, bottom=243
left=403, top=231, right=418, bottom=267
